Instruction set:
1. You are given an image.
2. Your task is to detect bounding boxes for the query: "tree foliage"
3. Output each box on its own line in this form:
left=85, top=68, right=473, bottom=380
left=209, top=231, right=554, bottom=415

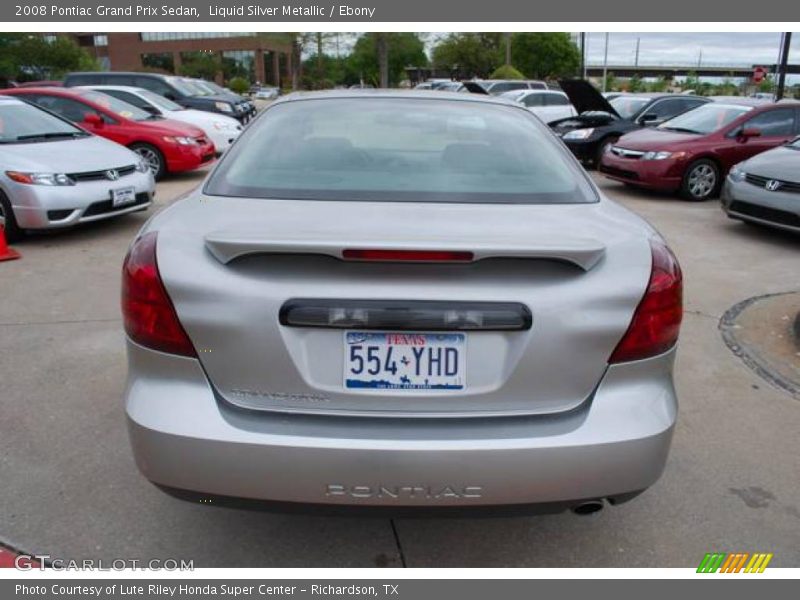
left=509, top=33, right=580, bottom=79
left=432, top=33, right=504, bottom=79
left=345, top=33, right=427, bottom=87
left=490, top=65, right=525, bottom=80
left=0, top=34, right=99, bottom=82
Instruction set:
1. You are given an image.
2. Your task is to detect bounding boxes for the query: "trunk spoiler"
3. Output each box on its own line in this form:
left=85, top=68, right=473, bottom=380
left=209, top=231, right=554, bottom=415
left=204, top=233, right=606, bottom=271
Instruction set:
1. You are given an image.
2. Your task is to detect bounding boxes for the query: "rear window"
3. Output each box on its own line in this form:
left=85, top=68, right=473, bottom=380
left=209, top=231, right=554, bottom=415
left=205, top=98, right=596, bottom=204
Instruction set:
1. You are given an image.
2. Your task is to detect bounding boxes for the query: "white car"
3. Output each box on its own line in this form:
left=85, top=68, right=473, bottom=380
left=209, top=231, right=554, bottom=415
left=253, top=87, right=280, bottom=100
left=80, top=85, right=242, bottom=155
left=500, top=89, right=577, bottom=125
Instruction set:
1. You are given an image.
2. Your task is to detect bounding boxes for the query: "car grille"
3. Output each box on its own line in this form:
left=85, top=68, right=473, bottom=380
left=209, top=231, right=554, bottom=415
left=68, top=165, right=137, bottom=183
left=729, top=200, right=800, bottom=228
left=744, top=173, right=800, bottom=194
left=609, top=146, right=645, bottom=159
left=83, top=192, right=150, bottom=217
left=599, top=165, right=640, bottom=180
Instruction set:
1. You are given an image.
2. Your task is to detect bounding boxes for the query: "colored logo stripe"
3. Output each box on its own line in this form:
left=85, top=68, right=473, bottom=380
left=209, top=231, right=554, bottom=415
left=697, top=552, right=773, bottom=573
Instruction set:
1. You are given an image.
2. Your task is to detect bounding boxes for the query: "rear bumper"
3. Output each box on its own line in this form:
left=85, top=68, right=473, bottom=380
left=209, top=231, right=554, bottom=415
left=125, top=340, right=677, bottom=509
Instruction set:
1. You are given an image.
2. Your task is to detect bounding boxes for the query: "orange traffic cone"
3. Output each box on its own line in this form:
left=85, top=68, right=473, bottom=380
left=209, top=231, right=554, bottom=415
left=0, top=225, right=21, bottom=261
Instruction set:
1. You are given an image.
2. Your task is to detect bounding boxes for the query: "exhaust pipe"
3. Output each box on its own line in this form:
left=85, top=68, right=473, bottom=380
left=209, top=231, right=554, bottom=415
left=571, top=500, right=604, bottom=516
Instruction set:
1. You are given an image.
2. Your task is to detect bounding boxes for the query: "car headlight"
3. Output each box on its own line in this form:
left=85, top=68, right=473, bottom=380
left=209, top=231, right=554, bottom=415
left=214, top=101, right=234, bottom=113
left=562, top=128, right=594, bottom=141
left=5, top=171, right=75, bottom=186
left=642, top=151, right=676, bottom=160
left=134, top=158, right=150, bottom=173
left=729, top=163, right=747, bottom=182
left=163, top=136, right=198, bottom=146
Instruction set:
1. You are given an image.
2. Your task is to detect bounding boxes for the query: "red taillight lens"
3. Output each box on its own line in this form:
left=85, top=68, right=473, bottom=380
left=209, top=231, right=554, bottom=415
left=121, top=231, right=196, bottom=357
left=342, top=249, right=474, bottom=263
left=609, top=239, right=683, bottom=364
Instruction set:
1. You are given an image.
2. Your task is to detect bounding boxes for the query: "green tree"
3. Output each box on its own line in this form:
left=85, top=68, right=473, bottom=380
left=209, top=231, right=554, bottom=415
left=648, top=76, right=670, bottom=93
left=345, top=33, right=427, bottom=87
left=432, top=33, right=504, bottom=79
left=301, top=53, right=346, bottom=89
left=604, top=72, right=618, bottom=92
left=227, top=77, right=250, bottom=94
left=627, top=74, right=644, bottom=92
left=0, top=34, right=98, bottom=82
left=509, top=33, right=580, bottom=79
left=179, top=52, right=221, bottom=80
left=490, top=65, right=525, bottom=79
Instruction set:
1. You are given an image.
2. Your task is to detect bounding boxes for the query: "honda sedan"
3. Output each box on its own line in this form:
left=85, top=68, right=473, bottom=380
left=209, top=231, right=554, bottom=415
left=122, top=91, right=682, bottom=514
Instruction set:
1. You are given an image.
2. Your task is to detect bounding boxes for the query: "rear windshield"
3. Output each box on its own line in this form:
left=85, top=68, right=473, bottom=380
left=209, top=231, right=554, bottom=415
left=205, top=98, right=596, bottom=204
left=658, top=103, right=751, bottom=135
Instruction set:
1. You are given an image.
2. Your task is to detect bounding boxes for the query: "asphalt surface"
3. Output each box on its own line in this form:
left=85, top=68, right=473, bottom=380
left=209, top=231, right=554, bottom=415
left=1, top=168, right=798, bottom=568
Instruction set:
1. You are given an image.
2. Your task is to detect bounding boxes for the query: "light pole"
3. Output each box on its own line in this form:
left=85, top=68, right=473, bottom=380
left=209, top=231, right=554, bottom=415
left=602, top=33, right=609, bottom=92
left=776, top=32, right=792, bottom=101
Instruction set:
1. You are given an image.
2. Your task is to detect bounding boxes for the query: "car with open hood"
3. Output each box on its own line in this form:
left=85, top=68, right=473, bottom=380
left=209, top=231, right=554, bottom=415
left=722, top=135, right=800, bottom=231
left=550, top=80, right=710, bottom=165
left=600, top=100, right=800, bottom=200
left=1, top=87, right=216, bottom=180
left=0, top=95, right=154, bottom=241
left=122, top=90, right=682, bottom=515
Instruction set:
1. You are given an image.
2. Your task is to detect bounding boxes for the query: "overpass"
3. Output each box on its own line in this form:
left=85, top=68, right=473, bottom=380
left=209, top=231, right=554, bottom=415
left=584, top=62, right=800, bottom=79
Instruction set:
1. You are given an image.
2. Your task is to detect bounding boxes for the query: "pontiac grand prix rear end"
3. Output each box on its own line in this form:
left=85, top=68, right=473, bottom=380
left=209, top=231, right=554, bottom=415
left=122, top=91, right=682, bottom=514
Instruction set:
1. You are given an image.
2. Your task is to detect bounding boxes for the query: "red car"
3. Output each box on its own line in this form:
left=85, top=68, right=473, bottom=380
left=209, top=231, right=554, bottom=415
left=0, top=87, right=215, bottom=180
left=600, top=99, right=800, bottom=200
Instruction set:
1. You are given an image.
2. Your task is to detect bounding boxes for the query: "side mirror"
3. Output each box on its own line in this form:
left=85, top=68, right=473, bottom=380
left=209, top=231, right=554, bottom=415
left=83, top=113, right=103, bottom=127
left=739, top=127, right=762, bottom=139
left=639, top=113, right=659, bottom=125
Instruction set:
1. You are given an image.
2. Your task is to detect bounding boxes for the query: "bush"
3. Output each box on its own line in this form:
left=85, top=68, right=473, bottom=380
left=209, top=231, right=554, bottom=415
left=489, top=64, right=525, bottom=80
left=227, top=76, right=250, bottom=95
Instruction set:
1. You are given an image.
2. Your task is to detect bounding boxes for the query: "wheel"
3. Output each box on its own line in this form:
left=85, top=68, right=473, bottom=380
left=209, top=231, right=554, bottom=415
left=129, top=143, right=166, bottom=181
left=681, top=159, right=720, bottom=201
left=0, top=190, right=24, bottom=243
left=595, top=136, right=619, bottom=166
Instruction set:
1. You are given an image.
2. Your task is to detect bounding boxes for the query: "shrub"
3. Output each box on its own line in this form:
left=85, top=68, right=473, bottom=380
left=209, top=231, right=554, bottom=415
left=227, top=76, right=250, bottom=95
left=489, top=65, right=525, bottom=80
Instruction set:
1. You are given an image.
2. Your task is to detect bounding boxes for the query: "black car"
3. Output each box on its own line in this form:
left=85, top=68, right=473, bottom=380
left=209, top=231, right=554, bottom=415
left=550, top=80, right=710, bottom=165
left=64, top=72, right=254, bottom=123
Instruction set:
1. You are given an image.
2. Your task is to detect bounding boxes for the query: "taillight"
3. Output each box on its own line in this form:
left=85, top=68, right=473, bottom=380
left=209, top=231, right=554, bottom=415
left=121, top=231, right=196, bottom=357
left=342, top=249, right=474, bottom=263
left=609, top=239, right=682, bottom=364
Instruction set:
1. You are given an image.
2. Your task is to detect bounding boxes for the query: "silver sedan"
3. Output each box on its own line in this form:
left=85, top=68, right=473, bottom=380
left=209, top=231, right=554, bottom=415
left=122, top=91, right=682, bottom=514
left=722, top=137, right=800, bottom=234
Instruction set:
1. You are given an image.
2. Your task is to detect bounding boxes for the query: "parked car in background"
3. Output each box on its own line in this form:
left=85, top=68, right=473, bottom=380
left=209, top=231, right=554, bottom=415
left=17, top=80, right=63, bottom=88
left=500, top=89, right=577, bottom=124
left=414, top=79, right=451, bottom=90
left=0, top=95, right=154, bottom=242
left=80, top=85, right=242, bottom=155
left=123, top=90, right=682, bottom=514
left=182, top=78, right=256, bottom=122
left=722, top=136, right=800, bottom=232
left=64, top=72, right=253, bottom=123
left=1, top=87, right=216, bottom=180
left=253, top=86, right=280, bottom=100
left=480, top=79, right=550, bottom=95
left=600, top=100, right=800, bottom=200
left=551, top=80, right=710, bottom=165
left=436, top=81, right=468, bottom=93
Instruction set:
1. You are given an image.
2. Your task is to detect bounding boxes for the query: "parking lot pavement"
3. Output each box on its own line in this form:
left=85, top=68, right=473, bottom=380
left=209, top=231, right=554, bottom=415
left=1, top=170, right=798, bottom=567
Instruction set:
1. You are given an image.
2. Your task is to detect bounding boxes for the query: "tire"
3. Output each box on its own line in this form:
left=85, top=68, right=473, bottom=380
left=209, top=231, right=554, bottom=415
left=0, top=190, right=24, bottom=243
left=595, top=136, right=619, bottom=167
left=681, top=159, right=720, bottom=201
left=129, top=143, right=166, bottom=181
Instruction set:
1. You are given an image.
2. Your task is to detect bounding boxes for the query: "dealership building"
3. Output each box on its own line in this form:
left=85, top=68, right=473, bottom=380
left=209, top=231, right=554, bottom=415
left=59, top=32, right=294, bottom=86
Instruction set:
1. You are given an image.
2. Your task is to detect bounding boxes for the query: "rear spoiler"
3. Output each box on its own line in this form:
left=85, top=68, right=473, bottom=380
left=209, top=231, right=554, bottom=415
left=204, top=233, right=606, bottom=271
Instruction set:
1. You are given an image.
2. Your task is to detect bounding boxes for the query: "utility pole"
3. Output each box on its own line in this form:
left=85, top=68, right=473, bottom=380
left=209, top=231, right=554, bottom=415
left=602, top=33, right=609, bottom=92
left=634, top=37, right=640, bottom=67
left=579, top=32, right=586, bottom=78
left=505, top=33, right=511, bottom=66
left=776, top=32, right=792, bottom=100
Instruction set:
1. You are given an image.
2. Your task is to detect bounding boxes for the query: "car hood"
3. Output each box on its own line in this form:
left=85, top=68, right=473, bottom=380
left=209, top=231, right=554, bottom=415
left=138, top=117, right=207, bottom=138
left=741, top=145, right=800, bottom=179
left=191, top=93, right=240, bottom=104
left=559, top=79, right=620, bottom=117
left=614, top=127, right=702, bottom=150
left=0, top=135, right=140, bottom=172
left=167, top=109, right=241, bottom=130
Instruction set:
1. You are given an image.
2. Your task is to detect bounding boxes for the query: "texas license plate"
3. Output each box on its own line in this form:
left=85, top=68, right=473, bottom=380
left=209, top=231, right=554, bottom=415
left=344, top=331, right=466, bottom=390
left=111, top=186, right=136, bottom=207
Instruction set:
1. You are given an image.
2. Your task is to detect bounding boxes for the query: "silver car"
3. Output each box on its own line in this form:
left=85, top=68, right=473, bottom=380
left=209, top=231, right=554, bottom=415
left=123, top=91, right=682, bottom=514
left=722, top=137, right=800, bottom=234
left=0, top=96, right=155, bottom=242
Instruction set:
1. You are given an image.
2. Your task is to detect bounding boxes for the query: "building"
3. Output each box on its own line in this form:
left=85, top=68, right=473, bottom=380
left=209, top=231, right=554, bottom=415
left=65, top=32, right=294, bottom=87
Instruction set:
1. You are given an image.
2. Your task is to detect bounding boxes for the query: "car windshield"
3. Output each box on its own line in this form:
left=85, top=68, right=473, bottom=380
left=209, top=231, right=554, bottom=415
left=180, top=79, right=212, bottom=96
left=77, top=90, right=153, bottom=121
left=609, top=96, right=650, bottom=119
left=167, top=77, right=201, bottom=97
left=0, top=102, right=87, bottom=143
left=206, top=98, right=596, bottom=204
left=137, top=89, right=184, bottom=111
left=658, top=103, right=752, bottom=135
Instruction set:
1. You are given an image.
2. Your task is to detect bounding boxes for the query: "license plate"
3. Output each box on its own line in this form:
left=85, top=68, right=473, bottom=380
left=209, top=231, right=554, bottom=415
left=344, top=331, right=466, bottom=390
left=111, top=186, right=136, bottom=207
